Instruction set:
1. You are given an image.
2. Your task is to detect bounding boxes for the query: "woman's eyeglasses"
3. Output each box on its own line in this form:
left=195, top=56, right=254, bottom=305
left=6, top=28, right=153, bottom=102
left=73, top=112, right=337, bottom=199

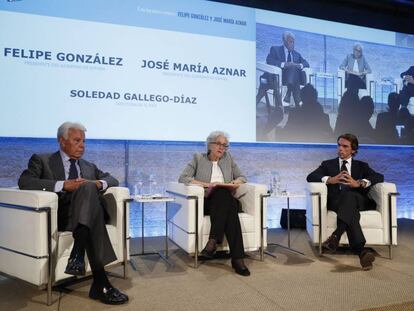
left=211, top=142, right=229, bottom=148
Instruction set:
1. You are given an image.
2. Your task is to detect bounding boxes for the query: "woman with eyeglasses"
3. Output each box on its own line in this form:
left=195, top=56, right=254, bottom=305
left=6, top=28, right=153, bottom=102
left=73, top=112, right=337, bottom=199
left=340, top=43, right=372, bottom=95
left=178, top=131, right=250, bottom=276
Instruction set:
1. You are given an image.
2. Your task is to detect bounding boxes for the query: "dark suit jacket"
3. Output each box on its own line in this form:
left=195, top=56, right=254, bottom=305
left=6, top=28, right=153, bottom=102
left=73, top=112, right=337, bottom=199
left=18, top=151, right=118, bottom=192
left=19, top=151, right=119, bottom=230
left=264, top=45, right=310, bottom=86
left=266, top=45, right=309, bottom=69
left=306, top=158, right=384, bottom=208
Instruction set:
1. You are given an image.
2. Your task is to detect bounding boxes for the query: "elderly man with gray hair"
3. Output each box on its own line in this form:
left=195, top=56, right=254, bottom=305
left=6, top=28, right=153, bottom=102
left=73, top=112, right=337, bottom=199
left=340, top=43, right=372, bottom=95
left=18, top=121, right=129, bottom=305
left=179, top=131, right=250, bottom=276
left=261, top=30, right=310, bottom=107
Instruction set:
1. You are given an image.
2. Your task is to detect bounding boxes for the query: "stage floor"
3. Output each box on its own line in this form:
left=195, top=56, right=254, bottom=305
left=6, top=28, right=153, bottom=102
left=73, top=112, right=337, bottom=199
left=1, top=219, right=414, bottom=311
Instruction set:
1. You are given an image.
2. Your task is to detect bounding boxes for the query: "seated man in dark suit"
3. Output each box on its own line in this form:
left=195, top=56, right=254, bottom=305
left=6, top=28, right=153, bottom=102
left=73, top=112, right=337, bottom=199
left=18, top=122, right=128, bottom=305
left=307, top=133, right=384, bottom=270
left=258, top=31, right=310, bottom=107
left=400, top=66, right=414, bottom=106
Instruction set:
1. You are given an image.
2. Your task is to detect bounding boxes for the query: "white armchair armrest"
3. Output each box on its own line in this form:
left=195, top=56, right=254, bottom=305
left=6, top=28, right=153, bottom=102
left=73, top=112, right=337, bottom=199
left=0, top=188, right=59, bottom=258
left=166, top=182, right=204, bottom=239
left=166, top=182, right=205, bottom=197
left=306, top=183, right=328, bottom=246
left=337, top=69, right=346, bottom=96
left=257, top=61, right=282, bottom=76
left=236, top=183, right=268, bottom=226
left=0, top=188, right=58, bottom=210
left=368, top=182, right=398, bottom=245
left=306, top=182, right=328, bottom=225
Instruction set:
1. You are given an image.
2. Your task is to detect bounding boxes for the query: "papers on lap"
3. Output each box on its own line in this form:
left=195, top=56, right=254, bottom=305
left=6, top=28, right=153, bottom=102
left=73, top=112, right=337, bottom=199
left=206, top=183, right=241, bottom=198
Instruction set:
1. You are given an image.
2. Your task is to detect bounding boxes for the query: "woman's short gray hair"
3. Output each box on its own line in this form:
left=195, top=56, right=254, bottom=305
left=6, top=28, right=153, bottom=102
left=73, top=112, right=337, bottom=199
left=206, top=130, right=229, bottom=151
left=57, top=122, right=87, bottom=140
left=353, top=42, right=363, bottom=52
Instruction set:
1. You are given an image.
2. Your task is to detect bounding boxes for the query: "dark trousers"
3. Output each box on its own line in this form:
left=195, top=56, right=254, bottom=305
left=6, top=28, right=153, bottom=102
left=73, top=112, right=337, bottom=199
left=345, top=74, right=366, bottom=94
left=328, top=190, right=376, bottom=248
left=400, top=84, right=414, bottom=106
left=282, top=66, right=305, bottom=106
left=204, top=188, right=245, bottom=259
left=58, top=182, right=117, bottom=270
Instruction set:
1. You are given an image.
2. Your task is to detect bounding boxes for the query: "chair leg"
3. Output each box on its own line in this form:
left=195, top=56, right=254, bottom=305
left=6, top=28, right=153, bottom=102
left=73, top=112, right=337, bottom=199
left=47, top=282, right=52, bottom=306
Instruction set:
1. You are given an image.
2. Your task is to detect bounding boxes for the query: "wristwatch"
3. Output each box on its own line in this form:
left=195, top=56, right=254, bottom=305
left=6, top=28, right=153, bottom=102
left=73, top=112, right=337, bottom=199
left=358, top=179, right=367, bottom=188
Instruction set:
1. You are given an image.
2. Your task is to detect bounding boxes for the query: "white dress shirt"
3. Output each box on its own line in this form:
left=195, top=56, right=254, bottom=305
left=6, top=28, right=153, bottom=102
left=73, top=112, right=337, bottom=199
left=353, top=59, right=359, bottom=72
left=321, top=157, right=370, bottom=187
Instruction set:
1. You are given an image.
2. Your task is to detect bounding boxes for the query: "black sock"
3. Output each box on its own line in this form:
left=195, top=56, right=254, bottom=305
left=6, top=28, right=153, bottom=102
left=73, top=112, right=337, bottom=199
left=71, top=224, right=89, bottom=259
left=353, top=244, right=365, bottom=256
left=92, top=268, right=111, bottom=289
left=333, top=219, right=347, bottom=238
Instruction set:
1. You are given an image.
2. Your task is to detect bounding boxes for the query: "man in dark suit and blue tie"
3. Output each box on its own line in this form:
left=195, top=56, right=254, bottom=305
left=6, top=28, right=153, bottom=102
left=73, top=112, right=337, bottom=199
left=18, top=122, right=128, bottom=304
left=265, top=31, right=310, bottom=107
left=307, top=133, right=384, bottom=270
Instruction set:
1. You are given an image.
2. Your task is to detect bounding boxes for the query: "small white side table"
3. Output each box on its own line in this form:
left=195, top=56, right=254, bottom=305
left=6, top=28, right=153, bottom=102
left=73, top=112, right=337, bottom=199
left=268, top=192, right=306, bottom=255
left=129, top=195, right=175, bottom=269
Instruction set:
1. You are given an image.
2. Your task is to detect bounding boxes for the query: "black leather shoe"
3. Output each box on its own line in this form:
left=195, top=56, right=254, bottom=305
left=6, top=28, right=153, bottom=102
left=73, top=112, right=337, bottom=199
left=89, top=283, right=129, bottom=305
left=322, top=234, right=339, bottom=253
left=359, top=250, right=375, bottom=271
left=64, top=253, right=86, bottom=276
left=231, top=259, right=250, bottom=277
left=200, top=239, right=217, bottom=259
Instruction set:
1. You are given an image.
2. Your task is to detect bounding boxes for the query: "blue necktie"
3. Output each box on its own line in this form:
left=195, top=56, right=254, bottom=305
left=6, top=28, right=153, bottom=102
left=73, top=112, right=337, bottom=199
left=287, top=51, right=292, bottom=62
left=68, top=159, right=79, bottom=180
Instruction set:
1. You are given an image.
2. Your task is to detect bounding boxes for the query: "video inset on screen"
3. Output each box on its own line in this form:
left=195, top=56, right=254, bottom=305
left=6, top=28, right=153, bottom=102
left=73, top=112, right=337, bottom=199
left=255, top=10, right=414, bottom=145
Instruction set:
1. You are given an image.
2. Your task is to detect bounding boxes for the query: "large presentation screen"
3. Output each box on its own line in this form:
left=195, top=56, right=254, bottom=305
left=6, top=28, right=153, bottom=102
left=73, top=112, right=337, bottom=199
left=1, top=0, right=413, bottom=145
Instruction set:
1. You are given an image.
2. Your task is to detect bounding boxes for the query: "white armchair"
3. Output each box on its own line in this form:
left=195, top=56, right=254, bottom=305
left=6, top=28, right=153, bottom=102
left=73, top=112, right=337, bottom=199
left=0, top=186, right=130, bottom=305
left=257, top=61, right=312, bottom=108
left=337, top=69, right=374, bottom=99
left=166, top=182, right=268, bottom=267
left=306, top=182, right=398, bottom=258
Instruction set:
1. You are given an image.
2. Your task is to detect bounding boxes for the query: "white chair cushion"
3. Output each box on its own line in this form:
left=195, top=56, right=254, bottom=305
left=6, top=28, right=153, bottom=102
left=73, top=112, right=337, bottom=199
left=57, top=225, right=117, bottom=258
left=327, top=210, right=383, bottom=229
left=201, top=213, right=255, bottom=235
